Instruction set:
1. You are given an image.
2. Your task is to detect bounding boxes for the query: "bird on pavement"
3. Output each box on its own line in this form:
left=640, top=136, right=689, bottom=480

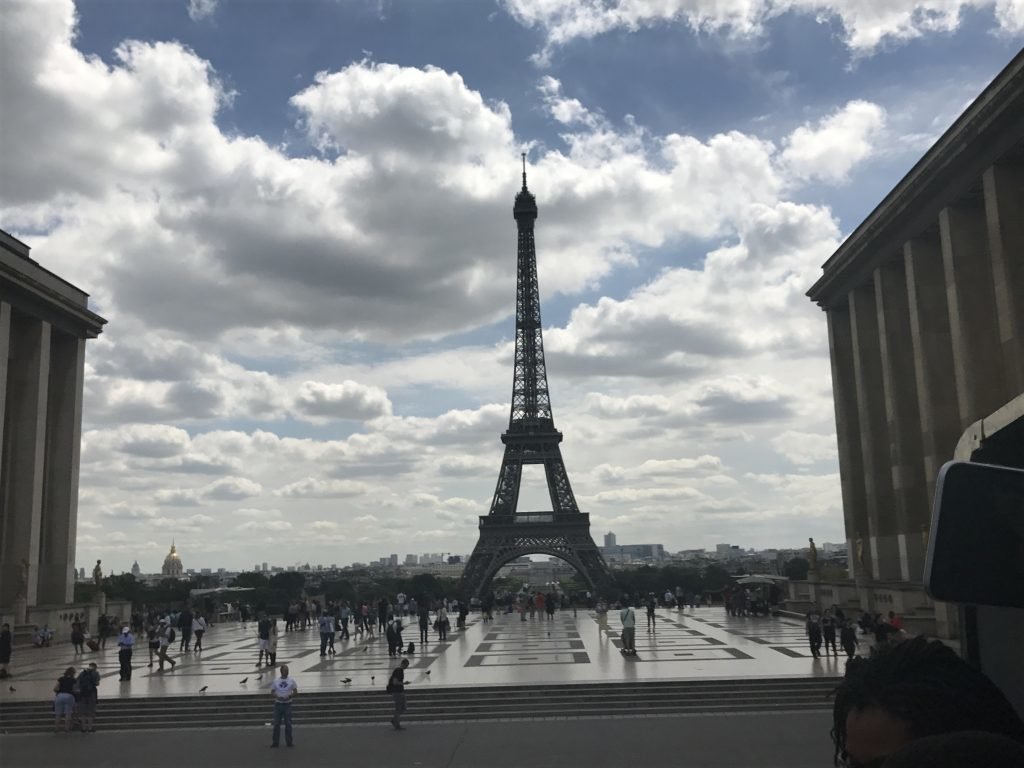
left=341, top=678, right=351, bottom=684
left=199, top=686, right=208, bottom=693
left=425, top=670, right=431, bottom=675
left=239, top=677, right=248, bottom=684
left=371, top=675, right=375, bottom=682
left=256, top=674, right=263, bottom=680
left=363, top=646, right=369, bottom=652
left=8, top=686, right=15, bottom=692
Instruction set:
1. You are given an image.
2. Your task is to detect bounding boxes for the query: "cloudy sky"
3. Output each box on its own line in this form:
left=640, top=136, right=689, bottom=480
left=1, top=0, right=1020, bottom=573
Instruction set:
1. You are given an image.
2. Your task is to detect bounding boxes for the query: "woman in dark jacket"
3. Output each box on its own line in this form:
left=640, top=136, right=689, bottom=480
left=53, top=667, right=77, bottom=732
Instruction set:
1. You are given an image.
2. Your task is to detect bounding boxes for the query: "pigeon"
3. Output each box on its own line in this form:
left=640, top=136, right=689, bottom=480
left=239, top=677, right=249, bottom=684
left=371, top=675, right=375, bottom=682
left=341, top=678, right=352, bottom=684
left=256, top=674, right=263, bottom=680
left=363, top=646, right=369, bottom=652
left=425, top=670, right=431, bottom=675
left=8, top=686, right=15, bottom=692
left=199, top=686, right=208, bottom=693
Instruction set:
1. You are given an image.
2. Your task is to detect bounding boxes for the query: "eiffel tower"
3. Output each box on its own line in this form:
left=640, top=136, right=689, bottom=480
left=459, top=156, right=614, bottom=598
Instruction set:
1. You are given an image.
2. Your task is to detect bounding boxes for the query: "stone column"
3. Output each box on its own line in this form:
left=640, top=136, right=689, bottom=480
left=37, top=331, right=86, bottom=605
left=826, top=307, right=869, bottom=581
left=982, top=164, right=1024, bottom=395
left=849, top=284, right=901, bottom=581
left=940, top=203, right=1007, bottom=426
left=0, top=313, right=50, bottom=608
left=874, top=261, right=930, bottom=582
left=0, top=301, right=10, bottom=489
left=904, top=236, right=962, bottom=513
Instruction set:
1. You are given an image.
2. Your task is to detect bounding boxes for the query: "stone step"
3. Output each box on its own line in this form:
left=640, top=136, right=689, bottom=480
left=0, top=678, right=837, bottom=733
left=0, top=699, right=829, bottom=733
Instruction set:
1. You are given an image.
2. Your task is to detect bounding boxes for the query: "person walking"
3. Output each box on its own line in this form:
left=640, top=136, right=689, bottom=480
left=178, top=606, right=193, bottom=653
left=146, top=620, right=159, bottom=668
left=620, top=601, right=637, bottom=654
left=418, top=606, right=430, bottom=646
left=0, top=623, right=12, bottom=679
left=646, top=595, right=657, bottom=632
left=387, top=658, right=410, bottom=730
left=436, top=604, right=449, bottom=642
left=70, top=622, right=85, bottom=656
left=76, top=662, right=100, bottom=733
left=840, top=618, right=859, bottom=659
left=117, top=626, right=135, bottom=681
left=318, top=612, right=332, bottom=657
left=157, top=620, right=177, bottom=671
left=339, top=602, right=350, bottom=641
left=97, top=614, right=110, bottom=650
left=269, top=664, right=298, bottom=748
left=806, top=610, right=823, bottom=658
left=192, top=613, right=207, bottom=652
left=269, top=617, right=279, bottom=666
left=822, top=609, right=839, bottom=657
left=257, top=614, right=272, bottom=667
left=53, top=666, right=77, bottom=733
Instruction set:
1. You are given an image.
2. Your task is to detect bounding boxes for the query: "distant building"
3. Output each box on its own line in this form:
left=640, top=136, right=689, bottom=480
left=131, top=561, right=141, bottom=577
left=388, top=554, right=399, bottom=567
left=604, top=532, right=617, bottom=548
left=161, top=541, right=184, bottom=578
left=404, top=554, right=417, bottom=565
left=716, top=544, right=741, bottom=560
left=600, top=541, right=666, bottom=563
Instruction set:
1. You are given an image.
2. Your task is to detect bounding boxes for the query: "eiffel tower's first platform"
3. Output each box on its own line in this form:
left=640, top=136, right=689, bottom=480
left=458, top=158, right=614, bottom=598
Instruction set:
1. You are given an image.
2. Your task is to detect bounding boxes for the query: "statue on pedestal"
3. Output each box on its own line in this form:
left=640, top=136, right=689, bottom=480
left=92, top=559, right=103, bottom=587
left=808, top=537, right=818, bottom=571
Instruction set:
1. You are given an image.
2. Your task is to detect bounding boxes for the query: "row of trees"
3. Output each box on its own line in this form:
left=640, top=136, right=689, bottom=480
left=78, top=560, right=812, bottom=614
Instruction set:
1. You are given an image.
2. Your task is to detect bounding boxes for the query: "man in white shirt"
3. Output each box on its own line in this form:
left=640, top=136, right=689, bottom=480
left=620, top=601, right=637, bottom=655
left=270, top=664, right=298, bottom=748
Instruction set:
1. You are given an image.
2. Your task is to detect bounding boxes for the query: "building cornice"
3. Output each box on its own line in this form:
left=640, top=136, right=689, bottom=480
left=807, top=50, right=1024, bottom=309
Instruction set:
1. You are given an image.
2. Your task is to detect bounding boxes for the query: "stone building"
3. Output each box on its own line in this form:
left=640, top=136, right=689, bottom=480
left=162, top=542, right=184, bottom=578
left=805, top=51, right=1023, bottom=633
left=0, top=230, right=106, bottom=612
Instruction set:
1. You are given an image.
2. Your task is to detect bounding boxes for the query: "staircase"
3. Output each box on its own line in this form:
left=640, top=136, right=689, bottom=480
left=0, top=677, right=839, bottom=733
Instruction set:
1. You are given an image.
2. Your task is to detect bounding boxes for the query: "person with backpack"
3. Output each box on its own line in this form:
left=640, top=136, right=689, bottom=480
left=387, top=658, right=410, bottom=730
left=157, top=619, right=176, bottom=672
left=76, top=662, right=100, bottom=732
left=620, top=601, right=637, bottom=655
left=385, top=620, right=399, bottom=657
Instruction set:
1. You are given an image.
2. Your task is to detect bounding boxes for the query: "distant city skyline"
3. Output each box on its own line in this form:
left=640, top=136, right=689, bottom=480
left=4, top=1, right=1020, bottom=570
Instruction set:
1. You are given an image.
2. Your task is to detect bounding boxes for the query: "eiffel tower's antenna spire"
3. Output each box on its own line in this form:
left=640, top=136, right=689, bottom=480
left=521, top=152, right=527, bottom=190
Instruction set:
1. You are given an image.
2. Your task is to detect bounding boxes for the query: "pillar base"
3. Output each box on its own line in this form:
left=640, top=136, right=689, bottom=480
left=13, top=596, right=27, bottom=625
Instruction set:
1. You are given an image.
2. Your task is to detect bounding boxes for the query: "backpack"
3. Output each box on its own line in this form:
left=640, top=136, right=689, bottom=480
left=77, top=670, right=96, bottom=695
left=406, top=642, right=415, bottom=655
left=167, top=628, right=176, bottom=643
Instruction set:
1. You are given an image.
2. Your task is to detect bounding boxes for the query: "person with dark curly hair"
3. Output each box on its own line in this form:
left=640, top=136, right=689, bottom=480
left=831, top=636, right=1024, bottom=768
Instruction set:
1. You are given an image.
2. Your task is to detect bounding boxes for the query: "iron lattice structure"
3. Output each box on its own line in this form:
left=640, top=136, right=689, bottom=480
left=459, top=159, right=614, bottom=598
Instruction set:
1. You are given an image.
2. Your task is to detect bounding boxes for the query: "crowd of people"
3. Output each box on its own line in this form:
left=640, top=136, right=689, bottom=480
left=805, top=606, right=908, bottom=660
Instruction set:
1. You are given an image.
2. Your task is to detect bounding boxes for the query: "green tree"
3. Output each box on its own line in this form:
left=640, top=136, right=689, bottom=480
left=783, top=557, right=810, bottom=581
left=231, top=572, right=270, bottom=589
left=269, top=571, right=305, bottom=597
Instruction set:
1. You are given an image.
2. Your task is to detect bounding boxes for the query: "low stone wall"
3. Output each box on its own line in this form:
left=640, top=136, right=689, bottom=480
left=786, top=578, right=958, bottom=639
left=0, top=600, right=132, bottom=645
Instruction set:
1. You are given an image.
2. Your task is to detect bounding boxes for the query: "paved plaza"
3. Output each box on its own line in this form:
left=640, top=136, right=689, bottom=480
left=0, top=608, right=840, bottom=703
